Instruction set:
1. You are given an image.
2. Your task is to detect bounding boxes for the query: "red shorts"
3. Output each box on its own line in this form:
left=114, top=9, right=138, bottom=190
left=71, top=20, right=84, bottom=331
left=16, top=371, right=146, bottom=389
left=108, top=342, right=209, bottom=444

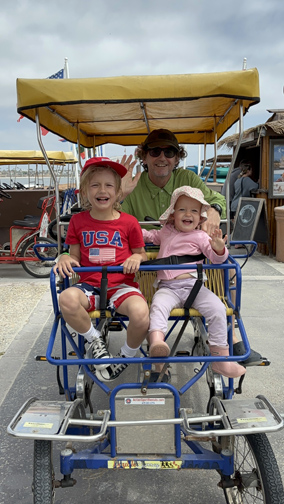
left=73, top=282, right=145, bottom=313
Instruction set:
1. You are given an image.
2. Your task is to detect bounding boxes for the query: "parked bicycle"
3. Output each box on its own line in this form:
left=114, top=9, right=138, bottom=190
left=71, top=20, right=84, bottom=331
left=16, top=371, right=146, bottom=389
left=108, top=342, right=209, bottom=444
left=0, top=193, right=57, bottom=278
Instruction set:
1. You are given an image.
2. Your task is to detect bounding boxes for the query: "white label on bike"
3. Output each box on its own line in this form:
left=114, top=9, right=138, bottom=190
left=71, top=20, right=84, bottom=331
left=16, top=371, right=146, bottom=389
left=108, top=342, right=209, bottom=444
left=236, top=417, right=267, bottom=423
left=24, top=421, right=53, bottom=429
left=124, top=398, right=165, bottom=405
left=40, top=212, right=49, bottom=237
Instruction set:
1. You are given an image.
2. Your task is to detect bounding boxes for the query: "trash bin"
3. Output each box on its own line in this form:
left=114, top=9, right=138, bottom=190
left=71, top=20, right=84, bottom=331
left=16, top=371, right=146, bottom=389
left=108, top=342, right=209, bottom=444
left=274, top=205, right=284, bottom=262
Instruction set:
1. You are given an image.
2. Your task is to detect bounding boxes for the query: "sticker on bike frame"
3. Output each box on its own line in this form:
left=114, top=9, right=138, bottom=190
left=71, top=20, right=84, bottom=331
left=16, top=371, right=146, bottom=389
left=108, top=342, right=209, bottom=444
left=108, top=460, right=182, bottom=469
left=124, top=398, right=165, bottom=405
left=24, top=421, right=54, bottom=429
left=40, top=212, right=49, bottom=237
left=236, top=417, right=267, bottom=423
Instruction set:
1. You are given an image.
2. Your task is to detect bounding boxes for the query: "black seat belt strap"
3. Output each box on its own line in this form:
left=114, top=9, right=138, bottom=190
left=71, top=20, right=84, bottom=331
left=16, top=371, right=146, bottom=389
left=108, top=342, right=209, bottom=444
left=184, top=263, right=203, bottom=317
left=143, top=253, right=205, bottom=266
left=99, top=266, right=108, bottom=319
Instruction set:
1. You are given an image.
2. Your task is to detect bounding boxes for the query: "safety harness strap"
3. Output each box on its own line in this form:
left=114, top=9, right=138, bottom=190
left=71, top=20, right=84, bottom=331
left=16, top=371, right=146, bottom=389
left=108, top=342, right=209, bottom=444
left=142, top=253, right=205, bottom=266
left=99, top=266, right=108, bottom=317
left=184, top=263, right=203, bottom=316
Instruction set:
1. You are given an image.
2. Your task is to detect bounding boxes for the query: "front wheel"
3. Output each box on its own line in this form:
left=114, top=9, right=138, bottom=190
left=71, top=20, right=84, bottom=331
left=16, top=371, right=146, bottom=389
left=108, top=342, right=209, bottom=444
left=21, top=236, right=57, bottom=278
left=223, top=433, right=284, bottom=503
left=33, top=440, right=55, bottom=504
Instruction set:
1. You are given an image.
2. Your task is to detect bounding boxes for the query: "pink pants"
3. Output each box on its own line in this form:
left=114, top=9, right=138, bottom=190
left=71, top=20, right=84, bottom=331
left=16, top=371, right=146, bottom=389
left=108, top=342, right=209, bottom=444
left=149, top=278, right=227, bottom=347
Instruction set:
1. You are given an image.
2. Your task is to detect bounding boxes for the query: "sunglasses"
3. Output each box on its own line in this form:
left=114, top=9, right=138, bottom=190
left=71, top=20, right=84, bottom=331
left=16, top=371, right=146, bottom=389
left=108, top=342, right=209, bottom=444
left=147, top=147, right=178, bottom=159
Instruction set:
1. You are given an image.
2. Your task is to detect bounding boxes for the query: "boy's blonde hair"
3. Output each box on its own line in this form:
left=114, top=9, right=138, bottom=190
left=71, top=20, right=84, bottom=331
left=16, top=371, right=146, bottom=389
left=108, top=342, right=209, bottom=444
left=80, top=166, right=123, bottom=211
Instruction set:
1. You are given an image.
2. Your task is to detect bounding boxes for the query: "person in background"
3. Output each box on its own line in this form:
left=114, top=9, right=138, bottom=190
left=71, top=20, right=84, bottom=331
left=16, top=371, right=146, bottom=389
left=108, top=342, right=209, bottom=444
left=142, top=186, right=246, bottom=381
left=230, top=162, right=259, bottom=219
left=119, top=129, right=263, bottom=366
left=221, top=159, right=250, bottom=233
left=221, top=159, right=252, bottom=207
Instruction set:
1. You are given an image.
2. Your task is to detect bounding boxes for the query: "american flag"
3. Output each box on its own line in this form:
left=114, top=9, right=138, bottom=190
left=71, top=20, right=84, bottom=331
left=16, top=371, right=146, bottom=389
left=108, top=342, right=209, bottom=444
left=89, top=248, right=116, bottom=263
left=17, top=68, right=64, bottom=123
left=48, top=68, right=64, bottom=79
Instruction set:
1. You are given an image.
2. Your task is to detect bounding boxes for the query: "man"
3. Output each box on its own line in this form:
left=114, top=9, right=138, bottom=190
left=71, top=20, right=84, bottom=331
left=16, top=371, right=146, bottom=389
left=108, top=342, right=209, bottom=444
left=121, top=129, right=224, bottom=235
left=120, top=129, right=262, bottom=365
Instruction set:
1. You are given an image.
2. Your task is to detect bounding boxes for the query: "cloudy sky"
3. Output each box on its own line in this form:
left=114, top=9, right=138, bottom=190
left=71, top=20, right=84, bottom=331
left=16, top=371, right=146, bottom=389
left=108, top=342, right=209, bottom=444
left=1, top=0, right=284, bottom=165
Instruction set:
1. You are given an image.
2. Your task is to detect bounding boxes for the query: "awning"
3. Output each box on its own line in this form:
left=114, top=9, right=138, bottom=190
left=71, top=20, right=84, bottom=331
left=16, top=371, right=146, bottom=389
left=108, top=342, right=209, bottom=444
left=16, top=68, right=260, bottom=147
left=0, top=150, right=77, bottom=165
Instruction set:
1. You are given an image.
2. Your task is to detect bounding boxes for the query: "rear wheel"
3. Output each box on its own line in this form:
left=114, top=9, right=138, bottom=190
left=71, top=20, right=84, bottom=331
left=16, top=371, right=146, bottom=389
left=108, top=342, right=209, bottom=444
left=223, top=433, right=284, bottom=503
left=33, top=440, right=55, bottom=504
left=21, top=236, right=57, bottom=278
left=48, top=215, right=72, bottom=244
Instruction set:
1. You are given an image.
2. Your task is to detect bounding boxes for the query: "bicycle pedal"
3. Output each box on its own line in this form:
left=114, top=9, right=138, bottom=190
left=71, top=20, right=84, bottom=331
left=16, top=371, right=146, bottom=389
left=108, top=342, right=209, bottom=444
left=35, top=355, right=47, bottom=361
left=109, top=322, right=123, bottom=331
left=257, top=358, right=271, bottom=367
left=35, top=355, right=60, bottom=361
left=175, top=350, right=190, bottom=357
left=245, top=357, right=271, bottom=367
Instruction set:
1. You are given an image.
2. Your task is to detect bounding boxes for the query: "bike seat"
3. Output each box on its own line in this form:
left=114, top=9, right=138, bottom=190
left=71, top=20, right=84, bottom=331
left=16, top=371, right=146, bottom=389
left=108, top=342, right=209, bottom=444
left=13, top=218, right=40, bottom=227
left=23, top=215, right=41, bottom=223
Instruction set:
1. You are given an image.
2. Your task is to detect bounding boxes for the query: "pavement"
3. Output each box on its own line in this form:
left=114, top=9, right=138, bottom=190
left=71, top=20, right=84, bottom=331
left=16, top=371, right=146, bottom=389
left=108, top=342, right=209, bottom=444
left=0, top=253, right=284, bottom=503
left=0, top=264, right=51, bottom=406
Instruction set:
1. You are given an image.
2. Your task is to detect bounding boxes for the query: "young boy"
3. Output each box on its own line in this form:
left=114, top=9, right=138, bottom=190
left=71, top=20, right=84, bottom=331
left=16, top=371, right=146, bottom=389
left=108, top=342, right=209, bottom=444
left=54, top=157, right=149, bottom=382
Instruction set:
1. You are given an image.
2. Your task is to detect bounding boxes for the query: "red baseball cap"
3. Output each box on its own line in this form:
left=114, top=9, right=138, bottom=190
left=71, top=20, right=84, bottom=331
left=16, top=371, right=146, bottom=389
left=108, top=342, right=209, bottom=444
left=80, top=157, right=127, bottom=178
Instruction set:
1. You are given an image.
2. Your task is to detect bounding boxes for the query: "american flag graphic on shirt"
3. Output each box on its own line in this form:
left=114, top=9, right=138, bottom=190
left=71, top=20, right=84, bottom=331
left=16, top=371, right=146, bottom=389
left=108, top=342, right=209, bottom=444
left=89, top=248, right=116, bottom=263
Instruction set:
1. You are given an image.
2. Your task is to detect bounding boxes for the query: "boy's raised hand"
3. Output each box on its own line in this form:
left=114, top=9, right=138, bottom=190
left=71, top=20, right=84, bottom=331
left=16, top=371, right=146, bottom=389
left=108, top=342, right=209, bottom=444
left=210, top=229, right=227, bottom=255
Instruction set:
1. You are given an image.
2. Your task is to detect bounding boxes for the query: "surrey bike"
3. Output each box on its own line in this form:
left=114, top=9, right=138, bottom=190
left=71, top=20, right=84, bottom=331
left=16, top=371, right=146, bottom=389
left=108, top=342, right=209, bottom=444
left=7, top=67, right=284, bottom=503
left=0, top=150, right=78, bottom=278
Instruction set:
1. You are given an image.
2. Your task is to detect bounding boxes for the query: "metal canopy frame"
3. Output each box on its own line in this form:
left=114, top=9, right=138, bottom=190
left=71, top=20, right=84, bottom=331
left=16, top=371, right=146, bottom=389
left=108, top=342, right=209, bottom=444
left=16, top=69, right=260, bottom=247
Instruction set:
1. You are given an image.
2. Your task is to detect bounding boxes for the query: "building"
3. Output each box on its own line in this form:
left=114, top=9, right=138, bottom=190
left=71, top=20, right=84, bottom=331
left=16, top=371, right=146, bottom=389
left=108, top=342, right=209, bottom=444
left=218, top=110, right=284, bottom=255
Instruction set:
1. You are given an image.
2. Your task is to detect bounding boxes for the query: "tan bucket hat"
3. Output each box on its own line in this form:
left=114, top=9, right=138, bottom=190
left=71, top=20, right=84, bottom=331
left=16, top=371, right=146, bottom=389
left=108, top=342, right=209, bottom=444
left=159, top=186, right=210, bottom=224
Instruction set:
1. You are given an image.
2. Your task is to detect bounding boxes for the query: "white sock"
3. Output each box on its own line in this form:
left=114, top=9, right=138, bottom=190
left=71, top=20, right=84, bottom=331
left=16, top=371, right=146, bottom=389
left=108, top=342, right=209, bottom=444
left=121, top=342, right=140, bottom=358
left=81, top=325, right=101, bottom=343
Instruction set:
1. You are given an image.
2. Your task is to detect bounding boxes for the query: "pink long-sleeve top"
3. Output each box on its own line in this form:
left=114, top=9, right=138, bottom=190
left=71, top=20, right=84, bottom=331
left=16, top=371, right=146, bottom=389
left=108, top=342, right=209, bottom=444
left=142, top=224, right=228, bottom=281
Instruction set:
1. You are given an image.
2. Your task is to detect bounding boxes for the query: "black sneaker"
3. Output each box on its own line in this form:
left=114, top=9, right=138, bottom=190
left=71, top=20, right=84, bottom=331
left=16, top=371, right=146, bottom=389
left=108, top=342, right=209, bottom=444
left=95, top=352, right=128, bottom=382
left=89, top=336, right=112, bottom=370
left=233, top=341, right=264, bottom=366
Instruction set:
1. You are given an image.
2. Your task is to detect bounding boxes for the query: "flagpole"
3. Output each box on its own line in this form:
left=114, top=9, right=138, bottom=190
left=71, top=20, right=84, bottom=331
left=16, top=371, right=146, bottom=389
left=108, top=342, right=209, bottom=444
left=64, top=57, right=69, bottom=79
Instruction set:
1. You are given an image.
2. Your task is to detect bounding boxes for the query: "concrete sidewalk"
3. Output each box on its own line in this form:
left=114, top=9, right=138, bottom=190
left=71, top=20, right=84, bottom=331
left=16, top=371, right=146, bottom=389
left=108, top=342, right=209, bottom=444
left=0, top=264, right=52, bottom=407
left=1, top=253, right=284, bottom=504
left=1, top=252, right=284, bottom=409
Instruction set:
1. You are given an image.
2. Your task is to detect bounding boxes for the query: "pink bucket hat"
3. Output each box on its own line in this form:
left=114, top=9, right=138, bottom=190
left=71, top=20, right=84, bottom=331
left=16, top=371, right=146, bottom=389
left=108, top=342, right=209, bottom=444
left=159, top=186, right=211, bottom=224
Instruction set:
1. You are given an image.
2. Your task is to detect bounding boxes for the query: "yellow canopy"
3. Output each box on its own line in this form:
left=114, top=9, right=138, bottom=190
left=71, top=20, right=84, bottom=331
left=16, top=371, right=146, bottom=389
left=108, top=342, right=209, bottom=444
left=0, top=150, right=77, bottom=165
left=17, top=69, right=260, bottom=147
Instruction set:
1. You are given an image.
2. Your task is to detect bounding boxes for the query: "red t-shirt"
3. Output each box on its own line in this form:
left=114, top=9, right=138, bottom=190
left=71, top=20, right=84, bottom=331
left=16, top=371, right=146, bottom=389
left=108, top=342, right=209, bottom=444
left=66, top=211, right=145, bottom=288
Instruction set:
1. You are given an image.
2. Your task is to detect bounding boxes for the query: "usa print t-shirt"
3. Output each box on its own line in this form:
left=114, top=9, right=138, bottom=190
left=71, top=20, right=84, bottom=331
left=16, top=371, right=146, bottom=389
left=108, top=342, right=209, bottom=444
left=65, top=211, right=145, bottom=288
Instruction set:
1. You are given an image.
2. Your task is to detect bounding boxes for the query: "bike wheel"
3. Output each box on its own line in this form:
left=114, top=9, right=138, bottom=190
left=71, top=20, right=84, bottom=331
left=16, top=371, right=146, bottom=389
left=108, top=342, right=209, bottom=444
left=33, top=440, right=55, bottom=504
left=48, top=215, right=72, bottom=244
left=20, top=236, right=57, bottom=278
left=223, top=433, right=284, bottom=503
